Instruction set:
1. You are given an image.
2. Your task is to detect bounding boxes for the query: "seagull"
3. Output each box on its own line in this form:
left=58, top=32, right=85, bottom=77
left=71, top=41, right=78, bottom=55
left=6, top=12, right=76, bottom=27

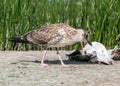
left=81, top=41, right=113, bottom=65
left=10, top=23, right=91, bottom=67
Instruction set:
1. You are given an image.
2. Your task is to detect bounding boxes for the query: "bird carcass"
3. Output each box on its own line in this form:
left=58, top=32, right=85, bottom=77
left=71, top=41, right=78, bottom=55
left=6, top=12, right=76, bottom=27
left=67, top=41, right=114, bottom=65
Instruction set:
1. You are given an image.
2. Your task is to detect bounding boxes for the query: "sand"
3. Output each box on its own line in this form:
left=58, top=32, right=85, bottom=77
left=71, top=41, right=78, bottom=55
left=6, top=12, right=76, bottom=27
left=0, top=51, right=120, bottom=86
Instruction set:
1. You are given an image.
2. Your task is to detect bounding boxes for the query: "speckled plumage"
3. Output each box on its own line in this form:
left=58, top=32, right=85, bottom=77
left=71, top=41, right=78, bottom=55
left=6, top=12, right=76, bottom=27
left=10, top=23, right=90, bottom=67
left=21, top=23, right=88, bottom=47
left=109, top=49, right=120, bottom=60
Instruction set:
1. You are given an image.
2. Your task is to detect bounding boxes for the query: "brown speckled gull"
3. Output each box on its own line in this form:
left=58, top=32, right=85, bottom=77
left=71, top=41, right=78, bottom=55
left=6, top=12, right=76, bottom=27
left=10, top=23, right=91, bottom=67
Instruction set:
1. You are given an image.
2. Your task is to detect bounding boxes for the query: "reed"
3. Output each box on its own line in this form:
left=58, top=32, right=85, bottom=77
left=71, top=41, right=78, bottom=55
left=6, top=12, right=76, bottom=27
left=0, top=0, right=120, bottom=50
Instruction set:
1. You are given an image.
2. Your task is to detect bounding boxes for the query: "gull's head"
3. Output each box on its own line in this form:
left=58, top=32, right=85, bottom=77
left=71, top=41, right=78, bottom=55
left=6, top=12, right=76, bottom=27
left=77, top=29, right=92, bottom=46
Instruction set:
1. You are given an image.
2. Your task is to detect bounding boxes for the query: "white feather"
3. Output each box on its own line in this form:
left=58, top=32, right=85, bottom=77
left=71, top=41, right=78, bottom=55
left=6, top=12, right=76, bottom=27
left=81, top=41, right=113, bottom=64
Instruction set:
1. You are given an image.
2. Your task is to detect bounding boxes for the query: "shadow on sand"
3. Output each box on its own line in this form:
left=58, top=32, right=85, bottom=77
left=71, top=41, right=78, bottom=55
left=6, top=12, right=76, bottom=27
left=16, top=59, right=96, bottom=65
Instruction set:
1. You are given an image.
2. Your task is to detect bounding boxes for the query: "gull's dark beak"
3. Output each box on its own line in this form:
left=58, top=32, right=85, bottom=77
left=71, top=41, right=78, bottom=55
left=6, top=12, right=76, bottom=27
left=87, top=40, right=92, bottom=46
left=85, top=34, right=92, bottom=46
left=83, top=31, right=92, bottom=46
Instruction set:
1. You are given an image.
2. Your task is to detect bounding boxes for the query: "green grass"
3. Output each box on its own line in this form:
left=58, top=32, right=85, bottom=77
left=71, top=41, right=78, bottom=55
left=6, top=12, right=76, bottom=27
left=0, top=0, right=120, bottom=50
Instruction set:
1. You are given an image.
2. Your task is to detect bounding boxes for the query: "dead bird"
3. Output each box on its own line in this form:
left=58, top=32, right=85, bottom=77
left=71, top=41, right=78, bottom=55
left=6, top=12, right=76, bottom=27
left=66, top=50, right=96, bottom=62
left=81, top=41, right=114, bottom=65
left=66, top=41, right=114, bottom=65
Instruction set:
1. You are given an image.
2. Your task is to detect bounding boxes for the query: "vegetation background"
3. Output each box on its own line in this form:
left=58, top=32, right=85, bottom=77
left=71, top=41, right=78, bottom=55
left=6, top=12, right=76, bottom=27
left=0, top=0, right=120, bottom=50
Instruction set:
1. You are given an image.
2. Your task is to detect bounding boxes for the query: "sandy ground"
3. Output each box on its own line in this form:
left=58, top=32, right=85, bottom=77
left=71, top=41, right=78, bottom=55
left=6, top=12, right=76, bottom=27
left=0, top=51, right=120, bottom=86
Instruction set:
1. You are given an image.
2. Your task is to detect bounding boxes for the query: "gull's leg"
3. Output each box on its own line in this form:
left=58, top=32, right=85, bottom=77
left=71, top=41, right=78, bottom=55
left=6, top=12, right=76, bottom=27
left=57, top=48, right=69, bottom=67
left=41, top=47, right=48, bottom=67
